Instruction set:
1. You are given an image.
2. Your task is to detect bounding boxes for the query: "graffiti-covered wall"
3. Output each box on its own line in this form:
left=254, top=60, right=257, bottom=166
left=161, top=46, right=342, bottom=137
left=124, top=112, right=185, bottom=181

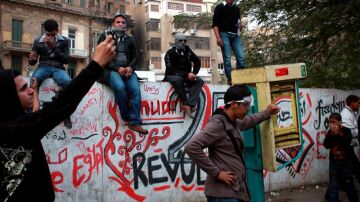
left=264, top=88, right=360, bottom=191
left=38, top=80, right=359, bottom=201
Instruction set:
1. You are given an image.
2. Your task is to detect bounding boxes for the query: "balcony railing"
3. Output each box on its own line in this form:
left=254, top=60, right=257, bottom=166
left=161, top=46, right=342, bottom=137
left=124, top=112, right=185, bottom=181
left=69, top=48, right=88, bottom=58
left=3, top=40, right=32, bottom=53
left=46, top=0, right=62, bottom=5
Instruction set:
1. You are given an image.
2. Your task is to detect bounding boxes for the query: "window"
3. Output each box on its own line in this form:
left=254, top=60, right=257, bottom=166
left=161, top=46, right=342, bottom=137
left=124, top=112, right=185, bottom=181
left=41, top=23, right=45, bottom=35
left=120, top=5, right=126, bottom=13
left=145, top=60, right=150, bottom=69
left=199, top=56, right=210, bottom=68
left=186, top=4, right=201, bottom=12
left=68, top=29, right=76, bottom=49
left=80, top=0, right=85, bottom=7
left=108, top=3, right=114, bottom=14
left=146, top=19, right=160, bottom=32
left=91, top=32, right=100, bottom=53
left=65, top=0, right=73, bottom=3
left=151, top=57, right=161, bottom=69
left=12, top=19, right=23, bottom=42
left=150, top=5, right=159, bottom=12
left=67, top=61, right=76, bottom=78
left=187, top=37, right=209, bottom=50
left=168, top=2, right=183, bottom=10
left=149, top=38, right=161, bottom=50
left=11, top=55, right=22, bottom=72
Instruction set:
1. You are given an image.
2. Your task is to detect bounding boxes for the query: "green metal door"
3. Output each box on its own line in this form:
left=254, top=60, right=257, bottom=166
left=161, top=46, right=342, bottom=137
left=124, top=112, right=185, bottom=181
left=241, top=86, right=264, bottom=202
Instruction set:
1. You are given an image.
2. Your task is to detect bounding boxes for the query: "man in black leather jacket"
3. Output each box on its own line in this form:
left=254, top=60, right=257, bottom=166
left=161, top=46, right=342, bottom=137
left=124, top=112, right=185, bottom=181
left=164, top=33, right=203, bottom=118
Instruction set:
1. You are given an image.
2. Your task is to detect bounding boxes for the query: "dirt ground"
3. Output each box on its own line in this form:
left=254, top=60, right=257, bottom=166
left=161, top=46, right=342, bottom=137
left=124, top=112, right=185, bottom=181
left=265, top=182, right=360, bottom=202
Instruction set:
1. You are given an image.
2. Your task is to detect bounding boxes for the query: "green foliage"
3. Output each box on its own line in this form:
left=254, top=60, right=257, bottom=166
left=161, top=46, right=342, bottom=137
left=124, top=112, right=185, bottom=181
left=241, top=0, right=360, bottom=89
left=172, top=12, right=213, bottom=31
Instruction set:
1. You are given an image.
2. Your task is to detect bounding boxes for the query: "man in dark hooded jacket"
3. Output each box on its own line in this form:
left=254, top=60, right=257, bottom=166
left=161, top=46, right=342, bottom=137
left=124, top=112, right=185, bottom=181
left=0, top=36, right=115, bottom=202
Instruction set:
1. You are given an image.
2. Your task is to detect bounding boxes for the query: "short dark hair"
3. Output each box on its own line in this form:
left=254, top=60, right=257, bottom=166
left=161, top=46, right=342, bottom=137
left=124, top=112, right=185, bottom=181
left=43, top=19, right=58, bottom=32
left=345, top=95, right=359, bottom=106
left=224, top=84, right=251, bottom=108
left=0, top=59, right=4, bottom=70
left=113, top=13, right=127, bottom=23
left=329, top=112, right=342, bottom=122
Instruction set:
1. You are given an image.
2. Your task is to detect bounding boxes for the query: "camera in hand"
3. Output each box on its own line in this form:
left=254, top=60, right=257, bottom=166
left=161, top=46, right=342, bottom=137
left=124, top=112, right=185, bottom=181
left=105, top=27, right=126, bottom=41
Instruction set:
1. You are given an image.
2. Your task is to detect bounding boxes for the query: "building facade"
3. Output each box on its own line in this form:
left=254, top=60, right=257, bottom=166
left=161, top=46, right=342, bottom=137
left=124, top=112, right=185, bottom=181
left=0, top=0, right=129, bottom=77
left=128, top=0, right=223, bottom=83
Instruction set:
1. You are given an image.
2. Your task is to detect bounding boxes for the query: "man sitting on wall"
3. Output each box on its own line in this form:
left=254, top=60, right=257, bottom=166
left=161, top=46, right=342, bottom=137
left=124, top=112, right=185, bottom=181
left=28, top=19, right=72, bottom=128
left=164, top=33, right=203, bottom=119
left=97, top=13, right=148, bottom=134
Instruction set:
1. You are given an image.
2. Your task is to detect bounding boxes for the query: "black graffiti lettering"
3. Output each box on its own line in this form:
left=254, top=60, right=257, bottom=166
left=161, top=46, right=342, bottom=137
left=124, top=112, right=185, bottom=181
left=181, top=152, right=195, bottom=184
left=148, top=155, right=168, bottom=185
left=278, top=111, right=291, bottom=122
left=324, top=117, right=329, bottom=129
left=300, top=100, right=306, bottom=117
left=196, top=163, right=205, bottom=185
left=133, top=152, right=148, bottom=189
left=314, top=97, right=345, bottom=130
left=161, top=152, right=181, bottom=182
left=133, top=151, right=205, bottom=189
left=314, top=99, right=323, bottom=129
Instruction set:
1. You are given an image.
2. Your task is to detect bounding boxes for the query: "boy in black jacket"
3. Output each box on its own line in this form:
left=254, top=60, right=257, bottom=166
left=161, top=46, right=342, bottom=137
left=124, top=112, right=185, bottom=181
left=324, top=113, right=359, bottom=202
left=0, top=36, right=115, bottom=202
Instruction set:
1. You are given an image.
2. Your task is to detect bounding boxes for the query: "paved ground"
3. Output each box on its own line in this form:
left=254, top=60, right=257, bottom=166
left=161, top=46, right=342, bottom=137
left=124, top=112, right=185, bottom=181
left=265, top=182, right=360, bottom=202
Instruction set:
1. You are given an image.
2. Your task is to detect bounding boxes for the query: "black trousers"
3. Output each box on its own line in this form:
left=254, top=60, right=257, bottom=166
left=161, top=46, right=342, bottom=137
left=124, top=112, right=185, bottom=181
left=164, top=75, right=204, bottom=107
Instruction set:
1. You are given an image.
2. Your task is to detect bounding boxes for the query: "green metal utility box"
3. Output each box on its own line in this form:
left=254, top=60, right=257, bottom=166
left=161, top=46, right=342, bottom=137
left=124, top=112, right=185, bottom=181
left=233, top=63, right=307, bottom=202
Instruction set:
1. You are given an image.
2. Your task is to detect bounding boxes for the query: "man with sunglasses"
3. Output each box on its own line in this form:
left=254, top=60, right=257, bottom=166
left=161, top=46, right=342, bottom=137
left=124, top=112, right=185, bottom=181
left=164, top=33, right=203, bottom=118
left=185, top=85, right=279, bottom=202
left=28, top=19, right=72, bottom=128
left=97, top=13, right=148, bottom=135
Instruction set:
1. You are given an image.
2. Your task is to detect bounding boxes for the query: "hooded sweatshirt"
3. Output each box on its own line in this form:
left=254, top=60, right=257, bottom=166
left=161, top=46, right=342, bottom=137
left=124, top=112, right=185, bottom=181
left=0, top=61, right=103, bottom=202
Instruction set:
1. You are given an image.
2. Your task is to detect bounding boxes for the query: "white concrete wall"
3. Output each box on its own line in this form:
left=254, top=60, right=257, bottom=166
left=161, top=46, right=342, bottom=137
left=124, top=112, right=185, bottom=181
left=37, top=80, right=360, bottom=201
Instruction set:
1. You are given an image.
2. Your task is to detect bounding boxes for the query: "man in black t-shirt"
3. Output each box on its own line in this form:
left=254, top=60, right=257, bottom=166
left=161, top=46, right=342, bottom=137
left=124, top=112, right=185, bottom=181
left=212, top=0, right=246, bottom=85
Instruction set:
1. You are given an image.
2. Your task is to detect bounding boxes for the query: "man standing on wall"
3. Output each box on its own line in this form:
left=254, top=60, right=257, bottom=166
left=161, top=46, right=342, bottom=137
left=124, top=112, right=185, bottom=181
left=97, top=13, right=148, bottom=134
left=213, top=0, right=246, bottom=85
left=185, top=85, right=279, bottom=202
left=28, top=19, right=72, bottom=128
left=0, top=36, right=115, bottom=202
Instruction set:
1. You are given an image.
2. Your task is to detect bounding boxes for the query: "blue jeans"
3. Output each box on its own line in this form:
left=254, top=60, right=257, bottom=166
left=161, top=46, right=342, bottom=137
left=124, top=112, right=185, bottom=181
left=207, top=196, right=243, bottom=202
left=220, top=32, right=246, bottom=82
left=108, top=71, right=142, bottom=126
left=32, top=65, right=71, bottom=88
left=326, top=161, right=358, bottom=202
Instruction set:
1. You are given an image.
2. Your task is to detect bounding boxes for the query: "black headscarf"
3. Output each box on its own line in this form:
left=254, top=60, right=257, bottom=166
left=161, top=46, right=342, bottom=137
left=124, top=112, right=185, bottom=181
left=0, top=69, right=25, bottom=122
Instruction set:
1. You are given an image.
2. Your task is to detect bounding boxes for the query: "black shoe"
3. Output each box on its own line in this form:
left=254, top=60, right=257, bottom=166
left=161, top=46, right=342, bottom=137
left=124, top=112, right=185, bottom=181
left=64, top=117, right=72, bottom=129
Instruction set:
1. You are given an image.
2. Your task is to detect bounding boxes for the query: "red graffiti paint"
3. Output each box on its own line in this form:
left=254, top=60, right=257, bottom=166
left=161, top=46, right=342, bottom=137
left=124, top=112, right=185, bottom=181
left=72, top=138, right=104, bottom=188
left=103, top=101, right=177, bottom=201
left=316, top=130, right=328, bottom=159
left=153, top=185, right=171, bottom=191
left=175, top=177, right=180, bottom=188
left=195, top=186, right=205, bottom=191
left=201, top=84, right=212, bottom=129
left=181, top=184, right=195, bottom=192
left=47, top=147, right=68, bottom=164
left=51, top=171, right=64, bottom=192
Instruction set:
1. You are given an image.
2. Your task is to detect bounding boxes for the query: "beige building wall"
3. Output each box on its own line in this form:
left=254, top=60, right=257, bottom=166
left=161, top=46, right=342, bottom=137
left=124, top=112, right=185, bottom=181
left=128, top=0, right=222, bottom=83
left=0, top=0, right=127, bottom=76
